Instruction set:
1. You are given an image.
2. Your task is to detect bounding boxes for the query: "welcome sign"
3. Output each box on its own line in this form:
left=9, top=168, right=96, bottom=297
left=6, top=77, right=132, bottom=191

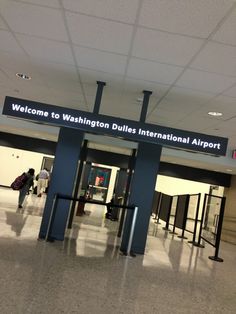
left=2, top=96, right=228, bottom=156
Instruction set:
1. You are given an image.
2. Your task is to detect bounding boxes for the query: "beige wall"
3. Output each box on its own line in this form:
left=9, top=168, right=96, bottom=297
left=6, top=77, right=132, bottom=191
left=156, top=175, right=224, bottom=221
left=222, top=175, right=236, bottom=245
left=158, top=175, right=212, bottom=216
left=0, top=146, right=54, bottom=186
left=156, top=175, right=213, bottom=196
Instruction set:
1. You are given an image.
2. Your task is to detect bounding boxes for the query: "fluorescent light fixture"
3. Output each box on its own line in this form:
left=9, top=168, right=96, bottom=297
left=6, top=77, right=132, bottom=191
left=16, top=73, right=31, bottom=80
left=226, top=169, right=233, bottom=172
left=208, top=111, right=222, bottom=117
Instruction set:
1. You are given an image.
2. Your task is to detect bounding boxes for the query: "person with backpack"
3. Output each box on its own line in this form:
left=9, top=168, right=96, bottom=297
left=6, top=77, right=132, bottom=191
left=18, top=168, right=35, bottom=209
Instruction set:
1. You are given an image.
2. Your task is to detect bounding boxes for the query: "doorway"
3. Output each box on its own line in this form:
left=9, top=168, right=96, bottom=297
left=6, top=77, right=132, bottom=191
left=41, top=156, right=54, bottom=172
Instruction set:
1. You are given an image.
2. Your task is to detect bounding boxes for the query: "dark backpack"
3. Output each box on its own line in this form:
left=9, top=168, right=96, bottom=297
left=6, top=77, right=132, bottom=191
left=11, top=173, right=28, bottom=190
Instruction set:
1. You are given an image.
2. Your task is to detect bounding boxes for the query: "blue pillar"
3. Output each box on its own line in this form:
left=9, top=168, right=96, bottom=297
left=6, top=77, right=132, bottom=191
left=121, top=142, right=162, bottom=254
left=38, top=127, right=84, bottom=240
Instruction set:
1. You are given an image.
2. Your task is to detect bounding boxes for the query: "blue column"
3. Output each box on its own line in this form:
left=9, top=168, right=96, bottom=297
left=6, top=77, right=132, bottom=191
left=38, top=127, right=84, bottom=240
left=121, top=142, right=162, bottom=254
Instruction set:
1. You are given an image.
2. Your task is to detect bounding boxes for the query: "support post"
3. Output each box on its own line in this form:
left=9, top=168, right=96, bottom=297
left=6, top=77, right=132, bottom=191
left=38, top=128, right=84, bottom=241
left=209, top=197, right=226, bottom=262
left=93, top=81, right=106, bottom=114
left=140, top=90, right=152, bottom=123
left=120, top=142, right=162, bottom=254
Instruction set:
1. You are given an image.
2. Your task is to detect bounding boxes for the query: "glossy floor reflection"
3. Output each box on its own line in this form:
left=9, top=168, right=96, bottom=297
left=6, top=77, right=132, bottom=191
left=0, top=187, right=235, bottom=313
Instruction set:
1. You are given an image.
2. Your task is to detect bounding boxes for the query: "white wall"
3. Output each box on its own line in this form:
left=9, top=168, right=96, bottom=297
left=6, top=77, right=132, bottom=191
left=0, top=146, right=54, bottom=186
left=156, top=175, right=211, bottom=196
left=156, top=175, right=224, bottom=218
left=0, top=144, right=225, bottom=205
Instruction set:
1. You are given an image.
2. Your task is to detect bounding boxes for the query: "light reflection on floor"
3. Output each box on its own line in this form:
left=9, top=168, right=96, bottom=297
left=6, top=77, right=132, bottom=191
left=0, top=187, right=235, bottom=313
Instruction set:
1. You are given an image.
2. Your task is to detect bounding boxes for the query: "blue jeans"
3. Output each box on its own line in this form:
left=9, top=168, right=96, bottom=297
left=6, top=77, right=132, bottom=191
left=18, top=185, right=29, bottom=206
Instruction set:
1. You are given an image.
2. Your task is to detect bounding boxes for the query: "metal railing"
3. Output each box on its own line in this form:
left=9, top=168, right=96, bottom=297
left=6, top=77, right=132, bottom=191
left=45, top=193, right=138, bottom=257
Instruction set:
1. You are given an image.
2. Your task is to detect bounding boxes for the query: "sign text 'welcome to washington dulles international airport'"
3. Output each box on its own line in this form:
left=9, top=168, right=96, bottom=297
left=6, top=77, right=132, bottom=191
left=2, top=96, right=228, bottom=156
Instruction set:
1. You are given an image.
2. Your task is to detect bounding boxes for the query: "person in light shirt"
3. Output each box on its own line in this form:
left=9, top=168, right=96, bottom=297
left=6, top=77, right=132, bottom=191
left=37, top=168, right=49, bottom=197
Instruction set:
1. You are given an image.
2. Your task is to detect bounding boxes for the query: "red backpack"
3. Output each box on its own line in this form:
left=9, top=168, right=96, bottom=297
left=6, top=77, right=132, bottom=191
left=11, top=173, right=28, bottom=190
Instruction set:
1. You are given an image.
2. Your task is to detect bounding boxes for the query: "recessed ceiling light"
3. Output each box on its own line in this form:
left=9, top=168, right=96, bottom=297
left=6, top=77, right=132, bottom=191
left=208, top=111, right=222, bottom=117
left=16, top=73, right=31, bottom=80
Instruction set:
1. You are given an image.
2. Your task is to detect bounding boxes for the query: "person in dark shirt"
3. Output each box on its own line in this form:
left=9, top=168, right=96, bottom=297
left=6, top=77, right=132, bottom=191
left=18, top=168, right=35, bottom=209
left=105, top=197, right=114, bottom=219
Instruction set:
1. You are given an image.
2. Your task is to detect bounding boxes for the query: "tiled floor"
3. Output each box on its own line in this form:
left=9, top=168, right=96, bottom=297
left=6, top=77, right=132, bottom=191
left=0, top=187, right=235, bottom=313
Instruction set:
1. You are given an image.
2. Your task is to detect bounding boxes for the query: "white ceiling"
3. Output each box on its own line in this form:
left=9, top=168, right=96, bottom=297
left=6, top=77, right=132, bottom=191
left=1, top=0, right=236, bottom=174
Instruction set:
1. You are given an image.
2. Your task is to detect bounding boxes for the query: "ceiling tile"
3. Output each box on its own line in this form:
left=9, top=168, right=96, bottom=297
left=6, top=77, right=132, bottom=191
left=202, top=95, right=236, bottom=120
left=103, top=106, right=141, bottom=121
left=79, top=69, right=123, bottom=90
left=213, top=7, right=236, bottom=45
left=0, top=30, right=25, bottom=54
left=0, top=51, right=37, bottom=80
left=223, top=84, right=236, bottom=97
left=155, top=100, right=202, bottom=116
left=174, top=114, right=220, bottom=133
left=0, top=70, right=11, bottom=87
left=216, top=119, right=236, bottom=132
left=81, top=83, right=101, bottom=98
left=49, top=89, right=87, bottom=110
left=162, top=86, right=215, bottom=106
left=33, top=61, right=82, bottom=92
left=16, top=34, right=75, bottom=65
left=100, top=99, right=141, bottom=121
left=1, top=1, right=68, bottom=41
left=13, top=85, right=55, bottom=105
left=62, top=0, right=139, bottom=23
left=146, top=112, right=180, bottom=127
left=0, top=50, right=29, bottom=68
left=175, top=69, right=236, bottom=93
left=191, top=41, right=236, bottom=76
left=127, top=58, right=183, bottom=84
left=0, top=52, right=45, bottom=86
left=151, top=107, right=189, bottom=121
left=146, top=110, right=181, bottom=128
left=139, top=0, right=235, bottom=38
left=66, top=12, right=133, bottom=54
left=74, top=46, right=127, bottom=75
left=132, top=27, right=204, bottom=66
left=18, top=0, right=61, bottom=8
left=0, top=16, right=7, bottom=29
left=123, top=78, right=170, bottom=101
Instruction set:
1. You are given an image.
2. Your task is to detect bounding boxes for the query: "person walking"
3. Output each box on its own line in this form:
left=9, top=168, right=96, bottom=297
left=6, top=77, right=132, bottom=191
left=37, top=168, right=49, bottom=197
left=18, top=168, right=35, bottom=208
